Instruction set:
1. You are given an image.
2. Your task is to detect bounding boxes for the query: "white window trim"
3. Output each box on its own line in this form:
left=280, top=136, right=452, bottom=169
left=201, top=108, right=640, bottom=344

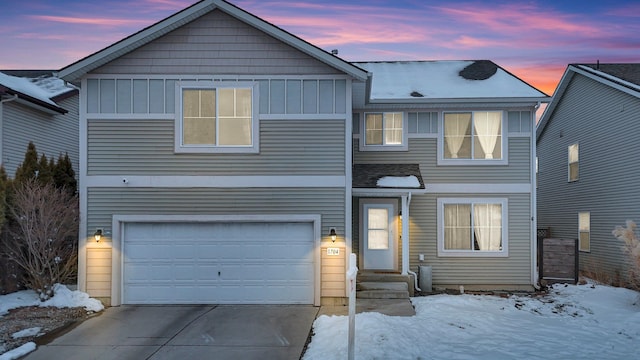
left=174, top=81, right=259, bottom=154
left=568, top=143, right=579, bottom=182
left=359, top=112, right=408, bottom=151
left=578, top=211, right=590, bottom=252
left=438, top=111, right=508, bottom=165
left=437, top=197, right=509, bottom=257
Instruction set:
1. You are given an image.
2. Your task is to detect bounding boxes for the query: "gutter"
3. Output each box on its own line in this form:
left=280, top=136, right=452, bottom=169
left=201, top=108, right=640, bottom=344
left=0, top=94, right=18, bottom=104
left=1, top=88, right=67, bottom=115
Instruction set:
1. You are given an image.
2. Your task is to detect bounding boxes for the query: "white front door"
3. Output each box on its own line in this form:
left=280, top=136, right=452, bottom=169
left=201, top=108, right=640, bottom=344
left=362, top=203, right=397, bottom=270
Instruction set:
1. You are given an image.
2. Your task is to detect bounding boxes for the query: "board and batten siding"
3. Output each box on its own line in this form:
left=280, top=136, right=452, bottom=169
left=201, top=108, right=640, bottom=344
left=84, top=187, right=346, bottom=300
left=354, top=137, right=531, bottom=184
left=85, top=77, right=348, bottom=116
left=93, top=10, right=343, bottom=76
left=87, top=119, right=345, bottom=175
left=409, top=193, right=532, bottom=286
left=537, top=74, right=640, bottom=282
left=1, top=95, right=79, bottom=178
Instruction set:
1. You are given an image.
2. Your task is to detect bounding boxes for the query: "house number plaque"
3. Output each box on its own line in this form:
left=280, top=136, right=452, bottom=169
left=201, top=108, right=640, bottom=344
left=326, top=248, right=340, bottom=256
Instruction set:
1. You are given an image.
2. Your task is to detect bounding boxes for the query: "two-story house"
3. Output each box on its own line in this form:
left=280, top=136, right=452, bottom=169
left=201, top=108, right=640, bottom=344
left=57, top=0, right=548, bottom=306
left=537, top=63, right=640, bottom=285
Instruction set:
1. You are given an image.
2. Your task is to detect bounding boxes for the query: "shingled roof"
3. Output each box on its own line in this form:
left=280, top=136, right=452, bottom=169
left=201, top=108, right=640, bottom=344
left=353, top=164, right=425, bottom=189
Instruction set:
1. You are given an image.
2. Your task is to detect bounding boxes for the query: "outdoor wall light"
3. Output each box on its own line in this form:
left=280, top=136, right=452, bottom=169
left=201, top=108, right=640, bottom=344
left=329, top=228, right=337, bottom=242
left=94, top=229, right=103, bottom=242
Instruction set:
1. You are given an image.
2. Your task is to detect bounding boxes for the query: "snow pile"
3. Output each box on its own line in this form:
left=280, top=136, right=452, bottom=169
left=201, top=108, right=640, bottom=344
left=0, top=284, right=104, bottom=316
left=0, top=342, right=36, bottom=360
left=304, top=283, right=640, bottom=359
left=11, top=328, right=42, bottom=339
left=376, top=175, right=420, bottom=188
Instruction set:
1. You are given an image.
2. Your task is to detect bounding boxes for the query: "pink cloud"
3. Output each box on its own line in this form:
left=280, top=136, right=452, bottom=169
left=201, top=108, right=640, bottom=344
left=434, top=3, right=599, bottom=36
left=31, top=15, right=151, bottom=27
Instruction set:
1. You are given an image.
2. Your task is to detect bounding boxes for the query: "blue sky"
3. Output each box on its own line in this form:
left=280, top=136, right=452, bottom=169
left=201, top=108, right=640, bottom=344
left=1, top=0, right=638, bottom=94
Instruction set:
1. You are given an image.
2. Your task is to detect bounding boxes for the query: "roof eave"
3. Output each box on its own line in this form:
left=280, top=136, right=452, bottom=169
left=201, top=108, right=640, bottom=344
left=57, top=1, right=216, bottom=81
left=536, top=64, right=640, bottom=142
left=1, top=87, right=67, bottom=115
left=352, top=188, right=428, bottom=197
left=56, top=0, right=368, bottom=82
left=368, top=96, right=549, bottom=104
left=216, top=1, right=368, bottom=81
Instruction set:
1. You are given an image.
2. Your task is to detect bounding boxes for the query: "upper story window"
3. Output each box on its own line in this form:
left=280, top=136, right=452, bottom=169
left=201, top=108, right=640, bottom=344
left=437, top=197, right=508, bottom=257
left=439, top=111, right=506, bottom=165
left=360, top=112, right=407, bottom=151
left=175, top=82, right=259, bottom=153
left=568, top=143, right=579, bottom=181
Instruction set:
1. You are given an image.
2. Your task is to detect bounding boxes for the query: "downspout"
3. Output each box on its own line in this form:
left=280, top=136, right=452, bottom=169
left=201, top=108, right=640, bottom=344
left=402, top=192, right=421, bottom=292
left=532, top=103, right=541, bottom=290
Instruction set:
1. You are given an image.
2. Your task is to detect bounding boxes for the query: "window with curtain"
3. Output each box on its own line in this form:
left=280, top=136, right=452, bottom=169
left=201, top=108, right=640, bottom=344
left=443, top=111, right=502, bottom=161
left=568, top=143, right=579, bottom=182
left=176, top=82, right=258, bottom=153
left=362, top=112, right=405, bottom=149
left=578, top=212, right=590, bottom=252
left=438, top=198, right=508, bottom=257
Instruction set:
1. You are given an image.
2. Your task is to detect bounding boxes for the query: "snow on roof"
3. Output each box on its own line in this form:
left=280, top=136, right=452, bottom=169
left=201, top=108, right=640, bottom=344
left=0, top=72, right=75, bottom=106
left=356, top=61, right=547, bottom=100
left=376, top=175, right=421, bottom=188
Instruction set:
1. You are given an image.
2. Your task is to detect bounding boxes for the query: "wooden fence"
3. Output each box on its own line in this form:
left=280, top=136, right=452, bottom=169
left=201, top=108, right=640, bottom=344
left=538, top=237, right=579, bottom=284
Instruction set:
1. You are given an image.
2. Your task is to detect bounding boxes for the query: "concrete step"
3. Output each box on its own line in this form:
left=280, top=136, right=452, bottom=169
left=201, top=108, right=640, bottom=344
left=357, top=289, right=410, bottom=299
left=357, top=281, right=408, bottom=292
left=357, top=272, right=415, bottom=296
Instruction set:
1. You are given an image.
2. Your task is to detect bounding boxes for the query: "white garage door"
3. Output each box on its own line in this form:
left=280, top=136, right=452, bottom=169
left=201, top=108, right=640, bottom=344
left=122, top=221, right=315, bottom=304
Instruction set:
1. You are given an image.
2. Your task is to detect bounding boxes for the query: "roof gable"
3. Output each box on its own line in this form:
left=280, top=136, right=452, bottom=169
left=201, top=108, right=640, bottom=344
left=355, top=60, right=548, bottom=103
left=536, top=63, right=640, bottom=141
left=57, top=0, right=367, bottom=82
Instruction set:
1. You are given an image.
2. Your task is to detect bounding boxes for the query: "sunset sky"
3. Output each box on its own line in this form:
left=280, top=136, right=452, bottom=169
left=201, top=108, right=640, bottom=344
left=1, top=0, right=638, bottom=95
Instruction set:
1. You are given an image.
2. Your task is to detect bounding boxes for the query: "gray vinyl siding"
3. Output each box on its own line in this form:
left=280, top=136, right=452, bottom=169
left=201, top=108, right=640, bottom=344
left=93, top=10, right=342, bottom=76
left=2, top=95, right=79, bottom=178
left=410, top=193, right=532, bottom=285
left=86, top=187, right=345, bottom=244
left=87, top=119, right=345, bottom=175
left=354, top=137, right=531, bottom=183
left=537, top=74, right=640, bottom=283
left=351, top=193, right=532, bottom=285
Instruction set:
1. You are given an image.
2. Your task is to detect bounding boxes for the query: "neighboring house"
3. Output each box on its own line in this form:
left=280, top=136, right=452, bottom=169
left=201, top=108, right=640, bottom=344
left=57, top=0, right=548, bottom=306
left=0, top=70, right=79, bottom=177
left=536, top=63, right=640, bottom=285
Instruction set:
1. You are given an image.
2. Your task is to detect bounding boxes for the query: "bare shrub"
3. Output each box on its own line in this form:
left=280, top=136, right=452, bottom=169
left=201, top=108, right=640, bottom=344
left=580, top=260, right=615, bottom=286
left=612, top=220, right=640, bottom=290
left=1, top=179, right=78, bottom=301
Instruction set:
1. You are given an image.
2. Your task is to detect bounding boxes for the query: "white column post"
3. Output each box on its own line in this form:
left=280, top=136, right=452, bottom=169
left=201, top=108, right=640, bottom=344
left=401, top=194, right=409, bottom=275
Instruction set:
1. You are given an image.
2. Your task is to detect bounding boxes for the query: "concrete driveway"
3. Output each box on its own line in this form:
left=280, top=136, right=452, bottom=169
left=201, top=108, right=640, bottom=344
left=25, top=305, right=319, bottom=360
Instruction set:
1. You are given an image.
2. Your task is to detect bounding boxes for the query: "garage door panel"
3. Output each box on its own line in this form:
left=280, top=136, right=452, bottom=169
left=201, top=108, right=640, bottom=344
left=123, top=221, right=315, bottom=304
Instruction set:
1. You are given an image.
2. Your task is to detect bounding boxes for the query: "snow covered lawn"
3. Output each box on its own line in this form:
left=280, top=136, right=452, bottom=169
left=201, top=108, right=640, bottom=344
left=304, top=283, right=640, bottom=359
